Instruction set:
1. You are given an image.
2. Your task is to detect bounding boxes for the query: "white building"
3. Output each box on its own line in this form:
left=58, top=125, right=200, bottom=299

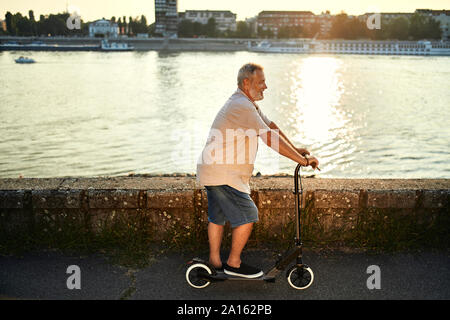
left=89, top=19, right=119, bottom=38
left=178, top=10, right=237, bottom=32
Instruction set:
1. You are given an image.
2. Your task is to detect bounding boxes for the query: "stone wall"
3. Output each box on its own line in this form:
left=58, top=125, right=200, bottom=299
left=1, top=176, right=449, bottom=249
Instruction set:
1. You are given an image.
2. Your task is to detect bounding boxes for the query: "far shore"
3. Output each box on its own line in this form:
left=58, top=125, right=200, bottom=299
left=0, top=35, right=250, bottom=51
left=2, top=36, right=448, bottom=52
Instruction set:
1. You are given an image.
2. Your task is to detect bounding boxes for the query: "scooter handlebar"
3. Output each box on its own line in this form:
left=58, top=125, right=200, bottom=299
left=302, top=155, right=320, bottom=171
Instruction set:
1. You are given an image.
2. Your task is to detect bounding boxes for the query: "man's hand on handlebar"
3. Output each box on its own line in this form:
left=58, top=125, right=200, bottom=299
left=295, top=147, right=320, bottom=171
left=304, top=156, right=320, bottom=171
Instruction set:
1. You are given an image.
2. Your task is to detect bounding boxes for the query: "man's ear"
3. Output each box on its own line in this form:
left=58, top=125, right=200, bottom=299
left=242, top=78, right=250, bottom=88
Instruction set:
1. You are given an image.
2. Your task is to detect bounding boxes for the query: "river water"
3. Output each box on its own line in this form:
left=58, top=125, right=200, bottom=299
left=1, top=50, right=449, bottom=179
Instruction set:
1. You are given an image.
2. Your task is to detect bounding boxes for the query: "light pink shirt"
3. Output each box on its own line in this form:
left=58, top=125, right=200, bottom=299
left=196, top=88, right=272, bottom=194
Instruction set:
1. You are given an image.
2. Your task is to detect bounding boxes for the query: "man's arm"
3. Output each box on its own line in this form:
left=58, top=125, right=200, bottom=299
left=268, top=121, right=308, bottom=155
left=259, top=128, right=308, bottom=166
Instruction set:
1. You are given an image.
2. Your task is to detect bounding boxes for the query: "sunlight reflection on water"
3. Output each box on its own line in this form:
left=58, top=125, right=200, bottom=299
left=0, top=51, right=449, bottom=178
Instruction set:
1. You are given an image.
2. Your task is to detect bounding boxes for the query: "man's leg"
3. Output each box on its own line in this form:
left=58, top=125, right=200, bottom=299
left=208, top=222, right=224, bottom=268
left=227, top=222, right=253, bottom=268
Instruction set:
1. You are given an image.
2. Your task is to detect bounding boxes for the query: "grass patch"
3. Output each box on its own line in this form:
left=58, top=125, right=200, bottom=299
left=0, top=209, right=156, bottom=269
left=348, top=207, right=450, bottom=252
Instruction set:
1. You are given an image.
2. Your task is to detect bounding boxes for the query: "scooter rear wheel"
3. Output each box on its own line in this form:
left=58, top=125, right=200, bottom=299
left=286, top=265, right=314, bottom=290
left=186, top=263, right=212, bottom=289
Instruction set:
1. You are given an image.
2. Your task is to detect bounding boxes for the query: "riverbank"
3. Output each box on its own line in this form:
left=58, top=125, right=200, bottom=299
left=1, top=176, right=448, bottom=259
left=0, top=36, right=249, bottom=51
left=2, top=36, right=449, bottom=54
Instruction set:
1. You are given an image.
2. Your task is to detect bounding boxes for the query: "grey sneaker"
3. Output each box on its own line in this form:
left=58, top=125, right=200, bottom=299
left=224, top=262, right=264, bottom=278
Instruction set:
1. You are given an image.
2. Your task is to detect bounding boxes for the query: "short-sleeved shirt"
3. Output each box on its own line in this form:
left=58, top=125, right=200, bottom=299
left=196, top=88, right=272, bottom=194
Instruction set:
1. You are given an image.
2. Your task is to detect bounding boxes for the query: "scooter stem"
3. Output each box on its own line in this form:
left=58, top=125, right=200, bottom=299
left=294, top=164, right=303, bottom=246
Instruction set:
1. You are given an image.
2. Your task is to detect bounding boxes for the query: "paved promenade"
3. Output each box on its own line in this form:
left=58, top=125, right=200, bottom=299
left=1, top=247, right=449, bottom=300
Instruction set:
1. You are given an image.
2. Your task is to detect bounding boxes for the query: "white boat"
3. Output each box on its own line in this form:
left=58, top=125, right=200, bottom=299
left=248, top=40, right=450, bottom=56
left=100, top=39, right=134, bottom=51
left=15, top=56, right=36, bottom=63
left=249, top=40, right=310, bottom=53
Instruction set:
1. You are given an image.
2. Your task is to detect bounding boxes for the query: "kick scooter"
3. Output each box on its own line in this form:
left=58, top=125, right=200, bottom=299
left=185, top=163, right=314, bottom=290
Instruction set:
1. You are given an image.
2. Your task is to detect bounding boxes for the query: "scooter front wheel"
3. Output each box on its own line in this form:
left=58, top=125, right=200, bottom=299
left=286, top=265, right=314, bottom=290
left=186, top=263, right=212, bottom=289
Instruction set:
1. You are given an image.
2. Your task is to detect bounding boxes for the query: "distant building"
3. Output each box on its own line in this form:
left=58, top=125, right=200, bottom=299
left=155, top=0, right=178, bottom=37
left=89, top=19, right=119, bottom=38
left=245, top=16, right=258, bottom=36
left=315, top=12, right=332, bottom=37
left=416, top=9, right=450, bottom=41
left=178, top=10, right=237, bottom=32
left=257, top=11, right=331, bottom=37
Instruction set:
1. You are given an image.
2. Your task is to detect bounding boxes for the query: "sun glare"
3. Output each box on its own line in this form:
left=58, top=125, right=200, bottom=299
left=292, top=57, right=355, bottom=174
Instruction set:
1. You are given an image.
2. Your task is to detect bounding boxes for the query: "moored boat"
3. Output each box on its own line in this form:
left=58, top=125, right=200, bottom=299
left=248, top=39, right=450, bottom=56
left=14, top=56, right=35, bottom=63
left=100, top=39, right=134, bottom=51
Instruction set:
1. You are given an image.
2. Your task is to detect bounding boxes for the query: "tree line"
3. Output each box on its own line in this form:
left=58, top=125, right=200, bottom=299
left=1, top=10, right=442, bottom=40
left=1, top=10, right=153, bottom=37
left=328, top=12, right=441, bottom=40
left=177, top=12, right=441, bottom=40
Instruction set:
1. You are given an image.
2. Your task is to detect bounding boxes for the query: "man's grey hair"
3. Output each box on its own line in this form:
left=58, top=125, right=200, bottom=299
left=237, top=63, right=263, bottom=87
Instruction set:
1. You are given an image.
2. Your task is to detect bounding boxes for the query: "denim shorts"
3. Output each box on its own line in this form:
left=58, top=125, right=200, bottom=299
left=205, top=185, right=259, bottom=228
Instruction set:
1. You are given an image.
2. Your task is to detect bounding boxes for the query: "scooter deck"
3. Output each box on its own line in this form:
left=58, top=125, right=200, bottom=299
left=202, top=270, right=276, bottom=282
left=189, top=258, right=276, bottom=282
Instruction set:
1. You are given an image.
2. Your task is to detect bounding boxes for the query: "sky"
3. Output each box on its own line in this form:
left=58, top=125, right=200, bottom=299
left=0, top=0, right=449, bottom=23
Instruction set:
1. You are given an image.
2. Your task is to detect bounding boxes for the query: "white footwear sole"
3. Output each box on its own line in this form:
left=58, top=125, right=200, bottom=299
left=224, top=269, right=264, bottom=279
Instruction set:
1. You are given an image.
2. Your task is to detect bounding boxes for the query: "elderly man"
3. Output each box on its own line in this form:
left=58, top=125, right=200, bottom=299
left=197, top=63, right=319, bottom=278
